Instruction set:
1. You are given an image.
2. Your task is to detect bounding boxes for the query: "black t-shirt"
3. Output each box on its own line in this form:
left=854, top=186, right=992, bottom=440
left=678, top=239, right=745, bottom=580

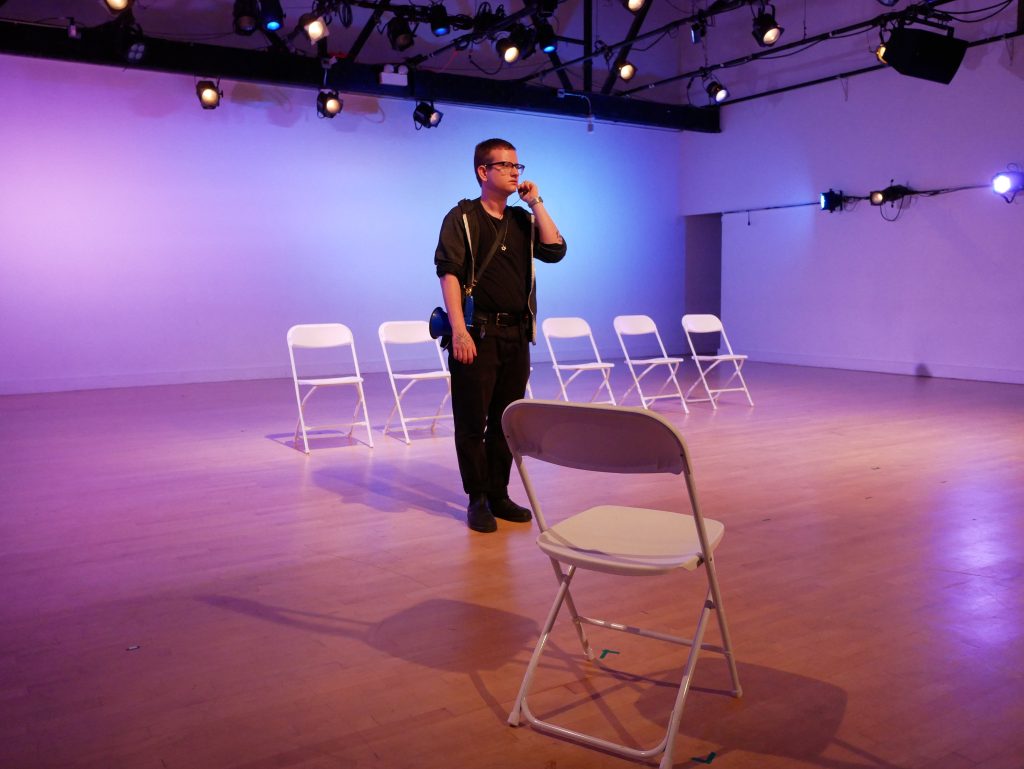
left=471, top=207, right=529, bottom=314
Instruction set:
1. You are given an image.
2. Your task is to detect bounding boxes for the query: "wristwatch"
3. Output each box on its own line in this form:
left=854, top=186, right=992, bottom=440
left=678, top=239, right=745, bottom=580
left=528, top=196, right=544, bottom=207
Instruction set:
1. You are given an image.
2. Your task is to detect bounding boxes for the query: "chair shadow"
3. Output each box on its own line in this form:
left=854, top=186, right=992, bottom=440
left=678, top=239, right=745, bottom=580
left=311, top=459, right=467, bottom=520
left=265, top=430, right=372, bottom=452
left=630, top=658, right=904, bottom=769
left=196, top=595, right=539, bottom=722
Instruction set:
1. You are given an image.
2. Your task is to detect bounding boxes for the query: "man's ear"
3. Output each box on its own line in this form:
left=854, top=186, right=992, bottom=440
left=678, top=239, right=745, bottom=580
left=476, top=165, right=487, bottom=184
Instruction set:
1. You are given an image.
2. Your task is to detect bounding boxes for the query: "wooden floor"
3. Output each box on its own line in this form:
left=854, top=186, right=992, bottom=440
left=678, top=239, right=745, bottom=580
left=1, top=362, right=1022, bottom=769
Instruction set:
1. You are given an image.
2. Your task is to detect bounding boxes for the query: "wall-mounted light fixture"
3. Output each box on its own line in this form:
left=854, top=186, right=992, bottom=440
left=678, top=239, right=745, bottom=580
left=413, top=101, right=443, bottom=129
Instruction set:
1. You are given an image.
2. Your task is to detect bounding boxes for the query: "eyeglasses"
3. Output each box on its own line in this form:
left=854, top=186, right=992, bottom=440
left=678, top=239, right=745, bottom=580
left=483, top=161, right=525, bottom=173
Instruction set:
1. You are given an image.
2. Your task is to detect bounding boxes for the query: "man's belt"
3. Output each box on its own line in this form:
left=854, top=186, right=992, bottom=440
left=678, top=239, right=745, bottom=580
left=473, top=311, right=525, bottom=327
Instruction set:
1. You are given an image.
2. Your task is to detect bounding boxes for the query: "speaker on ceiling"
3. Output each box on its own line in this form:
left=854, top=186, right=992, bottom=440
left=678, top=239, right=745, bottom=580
left=883, top=26, right=968, bottom=85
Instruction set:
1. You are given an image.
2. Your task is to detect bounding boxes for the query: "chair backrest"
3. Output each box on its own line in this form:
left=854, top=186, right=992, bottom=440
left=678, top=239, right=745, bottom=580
left=543, top=316, right=592, bottom=339
left=682, top=314, right=724, bottom=335
left=287, top=323, right=354, bottom=349
left=613, top=314, right=657, bottom=337
left=503, top=399, right=690, bottom=476
left=379, top=320, right=432, bottom=345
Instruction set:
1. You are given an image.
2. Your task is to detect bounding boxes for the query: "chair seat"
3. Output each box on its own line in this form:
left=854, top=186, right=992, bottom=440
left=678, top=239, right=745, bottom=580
left=693, top=353, right=747, bottom=362
left=297, top=375, right=363, bottom=386
left=553, top=361, right=614, bottom=371
left=631, top=356, right=685, bottom=365
left=537, top=505, right=724, bottom=576
left=392, top=370, right=451, bottom=381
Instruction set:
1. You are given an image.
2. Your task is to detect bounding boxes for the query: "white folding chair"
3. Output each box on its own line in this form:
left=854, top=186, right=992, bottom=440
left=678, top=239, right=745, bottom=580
left=503, top=400, right=741, bottom=769
left=378, top=320, right=452, bottom=444
left=613, top=314, right=689, bottom=413
left=542, top=317, right=616, bottom=405
left=681, top=314, right=753, bottom=409
left=286, top=323, right=373, bottom=452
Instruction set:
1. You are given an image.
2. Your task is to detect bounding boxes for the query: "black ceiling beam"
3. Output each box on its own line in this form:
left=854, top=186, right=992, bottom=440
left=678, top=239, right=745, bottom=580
left=529, top=11, right=573, bottom=92
left=521, top=0, right=749, bottom=85
left=344, top=0, right=391, bottom=64
left=0, top=19, right=718, bottom=132
left=600, top=0, right=654, bottom=94
left=620, top=0, right=964, bottom=97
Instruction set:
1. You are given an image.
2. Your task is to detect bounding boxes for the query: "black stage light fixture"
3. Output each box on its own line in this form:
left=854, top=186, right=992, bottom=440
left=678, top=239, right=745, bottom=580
left=880, top=26, right=967, bottom=84
left=387, top=16, right=415, bottom=51
left=496, top=25, right=530, bottom=64
left=621, top=0, right=645, bottom=12
left=869, top=184, right=912, bottom=206
left=876, top=0, right=898, bottom=6
left=233, top=0, right=258, bottom=36
left=705, top=78, right=728, bottom=103
left=690, top=18, right=706, bottom=45
left=428, top=4, right=450, bottom=36
left=536, top=21, right=557, bottom=54
left=413, top=101, right=443, bottom=129
left=317, top=90, right=343, bottom=118
left=820, top=189, right=845, bottom=213
left=196, top=80, right=222, bottom=110
left=102, top=0, right=134, bottom=14
left=260, top=0, right=285, bottom=32
left=752, top=3, right=783, bottom=47
left=615, top=57, right=636, bottom=81
left=299, top=13, right=330, bottom=44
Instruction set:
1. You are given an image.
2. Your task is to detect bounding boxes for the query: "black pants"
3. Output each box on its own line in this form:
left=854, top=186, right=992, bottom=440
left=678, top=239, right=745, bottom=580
left=448, top=321, right=530, bottom=499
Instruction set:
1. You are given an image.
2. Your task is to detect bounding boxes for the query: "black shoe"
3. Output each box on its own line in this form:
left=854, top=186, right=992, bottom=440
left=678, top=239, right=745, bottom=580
left=489, top=496, right=532, bottom=523
left=467, top=495, right=497, bottom=533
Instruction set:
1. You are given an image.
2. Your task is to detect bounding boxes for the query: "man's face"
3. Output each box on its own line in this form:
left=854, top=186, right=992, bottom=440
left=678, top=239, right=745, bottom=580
left=479, top=148, right=521, bottom=197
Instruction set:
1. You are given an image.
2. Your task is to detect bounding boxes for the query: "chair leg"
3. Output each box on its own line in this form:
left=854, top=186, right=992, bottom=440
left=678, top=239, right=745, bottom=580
left=553, top=366, right=570, bottom=402
left=509, top=563, right=577, bottom=727
left=295, top=385, right=317, bottom=454
left=601, top=370, right=617, bottom=405
left=356, top=383, right=374, bottom=448
left=658, top=587, right=715, bottom=769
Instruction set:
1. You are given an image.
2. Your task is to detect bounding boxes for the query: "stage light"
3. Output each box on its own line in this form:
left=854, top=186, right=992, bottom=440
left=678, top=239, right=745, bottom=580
left=992, top=169, right=1024, bottom=203
left=875, top=41, right=887, bottom=63
left=428, top=4, right=450, bottom=36
left=102, top=0, right=133, bottom=14
left=299, top=13, right=330, bottom=44
left=196, top=80, right=222, bottom=110
left=317, top=90, right=343, bottom=118
left=752, top=3, right=783, bottom=47
left=869, top=184, right=912, bottom=206
left=615, top=57, right=636, bottom=81
left=536, top=21, right=557, bottom=54
left=690, top=19, right=706, bottom=45
left=621, top=0, right=645, bottom=12
left=820, top=189, right=845, bottom=213
left=705, top=78, right=728, bottom=103
left=387, top=16, right=414, bottom=51
left=413, top=101, right=443, bottom=129
left=880, top=26, right=967, bottom=84
left=233, top=0, right=258, bottom=36
left=496, top=26, right=529, bottom=64
left=260, top=0, right=285, bottom=32
left=876, top=0, right=898, bottom=6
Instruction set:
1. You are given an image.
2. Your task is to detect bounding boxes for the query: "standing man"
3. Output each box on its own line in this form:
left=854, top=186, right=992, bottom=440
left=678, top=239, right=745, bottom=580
left=434, top=138, right=567, bottom=533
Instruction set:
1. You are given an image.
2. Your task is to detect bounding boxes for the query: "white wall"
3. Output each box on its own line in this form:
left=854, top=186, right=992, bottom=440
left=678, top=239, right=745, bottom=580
left=0, top=54, right=685, bottom=394
left=679, top=42, right=1024, bottom=384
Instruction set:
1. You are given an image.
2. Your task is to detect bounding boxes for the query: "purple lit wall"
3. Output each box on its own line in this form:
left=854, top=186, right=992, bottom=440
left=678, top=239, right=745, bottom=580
left=0, top=54, right=685, bottom=394
left=679, top=44, right=1024, bottom=384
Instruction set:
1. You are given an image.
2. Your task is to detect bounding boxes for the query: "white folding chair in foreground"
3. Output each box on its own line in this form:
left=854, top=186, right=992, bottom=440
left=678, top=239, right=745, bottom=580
left=378, top=320, right=452, bottom=444
left=681, top=313, right=754, bottom=409
left=287, top=323, right=373, bottom=452
left=613, top=314, right=689, bottom=413
left=542, top=317, right=616, bottom=405
left=502, top=399, right=741, bottom=769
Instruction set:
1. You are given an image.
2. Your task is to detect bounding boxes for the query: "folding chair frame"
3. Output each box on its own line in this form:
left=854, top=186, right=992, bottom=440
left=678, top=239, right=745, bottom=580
left=378, top=321, right=453, bottom=445
left=614, top=314, right=689, bottom=413
left=682, top=314, right=754, bottom=409
left=287, top=323, right=374, bottom=452
left=503, top=400, right=741, bottom=769
left=543, top=317, right=616, bottom=405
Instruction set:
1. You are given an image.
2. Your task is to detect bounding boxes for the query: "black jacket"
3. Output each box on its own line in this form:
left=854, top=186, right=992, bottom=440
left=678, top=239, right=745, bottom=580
left=434, top=198, right=567, bottom=343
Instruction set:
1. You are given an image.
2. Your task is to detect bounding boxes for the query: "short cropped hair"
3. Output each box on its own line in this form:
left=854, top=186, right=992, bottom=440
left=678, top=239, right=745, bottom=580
left=473, top=138, right=516, bottom=186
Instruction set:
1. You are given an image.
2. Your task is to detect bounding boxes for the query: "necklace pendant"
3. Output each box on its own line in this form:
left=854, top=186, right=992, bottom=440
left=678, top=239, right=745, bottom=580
left=500, top=244, right=507, bottom=252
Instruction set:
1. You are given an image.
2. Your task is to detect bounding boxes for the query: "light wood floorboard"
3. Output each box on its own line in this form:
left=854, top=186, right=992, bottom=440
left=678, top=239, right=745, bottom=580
left=1, top=362, right=1022, bottom=769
